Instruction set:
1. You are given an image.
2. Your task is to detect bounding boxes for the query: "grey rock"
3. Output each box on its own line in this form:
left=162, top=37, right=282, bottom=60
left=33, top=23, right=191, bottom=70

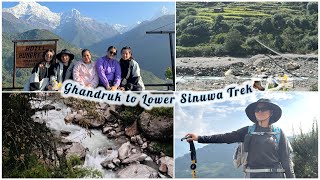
left=159, top=156, right=173, bottom=177
left=118, top=142, right=132, bottom=160
left=112, top=158, right=121, bottom=166
left=122, top=153, right=148, bottom=164
left=117, top=164, right=158, bottom=178
left=141, top=142, right=148, bottom=149
left=102, top=126, right=113, bottom=134
left=139, top=112, right=173, bottom=141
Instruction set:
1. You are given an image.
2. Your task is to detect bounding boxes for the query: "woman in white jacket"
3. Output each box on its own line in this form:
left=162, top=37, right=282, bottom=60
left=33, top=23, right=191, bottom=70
left=119, top=46, right=145, bottom=91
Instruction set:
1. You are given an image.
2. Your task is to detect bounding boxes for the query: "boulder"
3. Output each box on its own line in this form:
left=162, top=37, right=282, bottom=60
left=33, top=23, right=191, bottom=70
left=115, top=131, right=125, bottom=138
left=141, top=142, right=148, bottom=149
left=107, top=163, right=116, bottom=169
left=107, top=131, right=117, bottom=138
left=102, top=126, right=113, bottom=134
left=130, top=136, right=137, bottom=144
left=64, top=112, right=76, bottom=123
left=74, top=114, right=84, bottom=123
left=136, top=135, right=144, bottom=145
left=112, top=158, right=121, bottom=166
left=139, top=112, right=173, bottom=141
left=159, top=156, right=173, bottom=177
left=117, top=164, right=158, bottom=178
left=122, top=153, right=148, bottom=164
left=286, top=62, right=300, bottom=70
left=101, top=159, right=112, bottom=168
left=65, top=142, right=86, bottom=160
left=145, top=156, right=153, bottom=162
left=118, top=142, right=132, bottom=160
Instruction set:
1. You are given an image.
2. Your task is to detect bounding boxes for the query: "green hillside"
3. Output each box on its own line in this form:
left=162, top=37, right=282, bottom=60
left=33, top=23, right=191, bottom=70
left=175, top=143, right=243, bottom=178
left=177, top=2, right=318, bottom=57
left=2, top=29, right=165, bottom=89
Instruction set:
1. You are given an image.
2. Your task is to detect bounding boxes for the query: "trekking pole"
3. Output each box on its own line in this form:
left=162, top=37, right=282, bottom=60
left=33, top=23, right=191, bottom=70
left=181, top=136, right=197, bottom=178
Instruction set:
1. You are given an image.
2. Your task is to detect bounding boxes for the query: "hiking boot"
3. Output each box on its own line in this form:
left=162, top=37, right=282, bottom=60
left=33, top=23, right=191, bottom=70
left=253, top=81, right=265, bottom=91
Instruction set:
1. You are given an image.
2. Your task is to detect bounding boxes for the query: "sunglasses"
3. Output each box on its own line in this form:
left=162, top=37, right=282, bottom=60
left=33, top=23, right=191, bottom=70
left=109, top=51, right=117, bottom=56
left=254, top=107, right=270, bottom=112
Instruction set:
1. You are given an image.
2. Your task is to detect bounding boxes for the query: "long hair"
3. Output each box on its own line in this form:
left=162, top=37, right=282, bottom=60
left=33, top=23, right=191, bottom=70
left=42, top=49, right=55, bottom=65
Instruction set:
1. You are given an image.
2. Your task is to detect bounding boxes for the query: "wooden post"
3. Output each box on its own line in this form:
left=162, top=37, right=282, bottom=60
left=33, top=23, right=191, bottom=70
left=13, top=41, right=17, bottom=88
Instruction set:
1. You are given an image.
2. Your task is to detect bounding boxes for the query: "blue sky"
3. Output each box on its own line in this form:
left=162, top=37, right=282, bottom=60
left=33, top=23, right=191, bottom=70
left=2, top=2, right=175, bottom=26
left=175, top=91, right=319, bottom=157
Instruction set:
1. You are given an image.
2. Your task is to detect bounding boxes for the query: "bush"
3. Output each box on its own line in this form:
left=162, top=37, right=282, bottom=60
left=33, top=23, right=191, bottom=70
left=291, top=120, right=318, bottom=178
left=147, top=107, right=173, bottom=118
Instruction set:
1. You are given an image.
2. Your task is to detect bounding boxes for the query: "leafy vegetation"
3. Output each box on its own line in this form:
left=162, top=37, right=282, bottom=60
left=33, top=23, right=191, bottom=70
left=149, top=141, right=173, bottom=157
left=291, top=120, right=318, bottom=178
left=147, top=107, right=174, bottom=118
left=177, top=2, right=318, bottom=57
left=2, top=93, right=102, bottom=178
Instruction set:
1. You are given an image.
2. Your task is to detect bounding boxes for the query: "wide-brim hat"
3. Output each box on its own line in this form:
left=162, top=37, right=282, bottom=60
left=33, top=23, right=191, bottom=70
left=56, top=49, right=74, bottom=61
left=245, top=98, right=282, bottom=124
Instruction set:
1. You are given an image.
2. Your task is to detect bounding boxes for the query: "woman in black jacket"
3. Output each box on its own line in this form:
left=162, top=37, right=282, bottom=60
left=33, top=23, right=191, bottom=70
left=186, top=99, right=295, bottom=178
left=24, top=49, right=55, bottom=91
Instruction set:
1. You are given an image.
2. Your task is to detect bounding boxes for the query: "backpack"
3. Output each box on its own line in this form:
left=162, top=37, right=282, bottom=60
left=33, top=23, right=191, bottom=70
left=233, top=124, right=282, bottom=169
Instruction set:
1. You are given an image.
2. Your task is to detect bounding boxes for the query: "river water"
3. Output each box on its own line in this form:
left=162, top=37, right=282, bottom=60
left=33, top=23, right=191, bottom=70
left=31, top=99, right=116, bottom=178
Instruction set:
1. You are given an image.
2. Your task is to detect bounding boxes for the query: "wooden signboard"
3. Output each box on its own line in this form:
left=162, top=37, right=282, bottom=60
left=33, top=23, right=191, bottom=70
left=16, top=44, right=56, bottom=68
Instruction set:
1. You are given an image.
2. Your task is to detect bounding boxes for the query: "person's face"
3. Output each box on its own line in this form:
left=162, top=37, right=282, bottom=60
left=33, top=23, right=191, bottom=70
left=82, top=51, right=91, bottom=64
left=107, top=48, right=117, bottom=59
left=254, top=103, right=272, bottom=122
left=61, top=54, right=70, bottom=64
left=121, top=49, right=131, bottom=60
left=45, top=51, right=54, bottom=62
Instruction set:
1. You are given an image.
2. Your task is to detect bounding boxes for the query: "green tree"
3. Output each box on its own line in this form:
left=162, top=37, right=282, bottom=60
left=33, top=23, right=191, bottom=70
left=261, top=17, right=274, bottom=33
left=224, top=29, right=244, bottom=56
left=165, top=67, right=173, bottom=80
left=307, top=2, right=318, bottom=15
left=291, top=120, right=318, bottom=178
left=272, top=14, right=286, bottom=31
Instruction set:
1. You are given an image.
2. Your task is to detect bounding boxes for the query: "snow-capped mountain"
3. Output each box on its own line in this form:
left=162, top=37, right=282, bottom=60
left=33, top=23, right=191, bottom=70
left=3, top=1, right=60, bottom=30
left=113, top=24, right=127, bottom=34
left=3, top=2, right=173, bottom=48
left=3, top=2, right=118, bottom=47
left=55, top=8, right=118, bottom=47
left=151, top=6, right=174, bottom=21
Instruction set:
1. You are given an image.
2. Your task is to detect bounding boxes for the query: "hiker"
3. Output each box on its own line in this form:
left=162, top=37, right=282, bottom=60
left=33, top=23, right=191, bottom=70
left=23, top=49, right=55, bottom=91
left=73, top=49, right=99, bottom=88
left=185, top=99, right=295, bottom=178
left=119, top=46, right=145, bottom=91
left=96, top=46, right=121, bottom=91
left=48, top=49, right=75, bottom=90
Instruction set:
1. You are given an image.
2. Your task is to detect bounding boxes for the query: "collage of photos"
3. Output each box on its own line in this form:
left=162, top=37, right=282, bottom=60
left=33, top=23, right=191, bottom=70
left=1, top=1, right=319, bottom=179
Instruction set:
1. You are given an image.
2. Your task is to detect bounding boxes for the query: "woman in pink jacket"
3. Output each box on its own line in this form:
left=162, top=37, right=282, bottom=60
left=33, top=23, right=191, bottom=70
left=73, top=49, right=99, bottom=88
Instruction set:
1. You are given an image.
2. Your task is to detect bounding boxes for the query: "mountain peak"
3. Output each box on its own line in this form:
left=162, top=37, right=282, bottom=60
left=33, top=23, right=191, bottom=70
left=161, top=6, right=170, bottom=15
left=3, top=1, right=61, bottom=29
left=71, top=8, right=81, bottom=17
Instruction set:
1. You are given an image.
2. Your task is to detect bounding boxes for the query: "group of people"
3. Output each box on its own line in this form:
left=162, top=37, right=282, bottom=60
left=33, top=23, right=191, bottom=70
left=24, top=46, right=144, bottom=91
